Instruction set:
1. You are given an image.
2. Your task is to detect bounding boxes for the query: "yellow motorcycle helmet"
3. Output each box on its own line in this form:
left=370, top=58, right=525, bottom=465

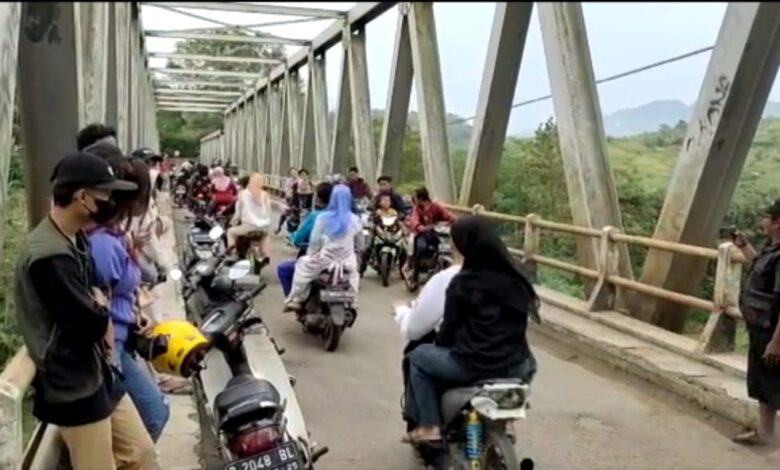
left=150, top=320, right=209, bottom=378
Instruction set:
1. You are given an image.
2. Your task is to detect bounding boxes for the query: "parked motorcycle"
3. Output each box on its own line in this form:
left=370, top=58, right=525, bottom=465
left=170, top=262, right=328, bottom=470
left=184, top=216, right=224, bottom=270
left=403, top=224, right=454, bottom=293
left=294, top=263, right=358, bottom=352
left=365, top=214, right=406, bottom=287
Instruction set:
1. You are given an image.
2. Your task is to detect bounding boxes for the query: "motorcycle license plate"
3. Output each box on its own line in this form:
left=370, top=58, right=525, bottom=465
left=380, top=246, right=395, bottom=254
left=320, top=290, right=354, bottom=302
left=224, top=442, right=301, bottom=470
left=439, top=242, right=452, bottom=252
left=176, top=188, right=186, bottom=195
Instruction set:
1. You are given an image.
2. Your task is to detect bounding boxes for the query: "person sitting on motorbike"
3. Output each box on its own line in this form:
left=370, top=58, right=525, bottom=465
left=209, top=166, right=238, bottom=216
left=297, top=168, right=315, bottom=212
left=359, top=194, right=400, bottom=275
left=404, top=187, right=456, bottom=283
left=277, top=182, right=334, bottom=297
left=371, top=175, right=409, bottom=216
left=403, top=215, right=540, bottom=444
left=276, top=167, right=300, bottom=234
left=187, top=164, right=212, bottom=207
left=227, top=173, right=272, bottom=266
left=283, top=184, right=364, bottom=311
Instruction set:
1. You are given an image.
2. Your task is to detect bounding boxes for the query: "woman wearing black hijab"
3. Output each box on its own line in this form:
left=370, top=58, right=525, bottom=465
left=404, top=215, right=540, bottom=443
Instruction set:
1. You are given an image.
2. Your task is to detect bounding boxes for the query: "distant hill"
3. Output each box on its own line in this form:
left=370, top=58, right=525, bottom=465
left=603, top=99, right=780, bottom=137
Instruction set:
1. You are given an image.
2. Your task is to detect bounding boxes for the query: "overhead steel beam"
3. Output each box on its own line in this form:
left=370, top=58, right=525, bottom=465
left=154, top=80, right=249, bottom=89
left=158, top=107, right=224, bottom=113
left=144, top=30, right=308, bottom=46
left=157, top=102, right=226, bottom=108
left=149, top=52, right=282, bottom=65
left=147, top=3, right=291, bottom=42
left=154, top=95, right=234, bottom=103
left=142, top=2, right=346, bottom=19
left=145, top=17, right=326, bottom=35
left=227, top=2, right=395, bottom=113
left=152, top=68, right=262, bottom=79
left=155, top=89, right=241, bottom=97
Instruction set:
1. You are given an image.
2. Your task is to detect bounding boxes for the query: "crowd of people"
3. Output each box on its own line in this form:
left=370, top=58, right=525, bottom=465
left=13, top=124, right=780, bottom=470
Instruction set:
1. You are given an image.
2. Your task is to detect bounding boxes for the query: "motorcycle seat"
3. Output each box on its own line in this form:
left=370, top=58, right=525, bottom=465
left=440, top=378, right=526, bottom=425
left=238, top=230, right=267, bottom=240
left=214, top=374, right=282, bottom=431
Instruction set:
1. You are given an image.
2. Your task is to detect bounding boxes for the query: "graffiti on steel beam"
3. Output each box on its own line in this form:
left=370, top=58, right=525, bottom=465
left=24, top=3, right=61, bottom=44
left=706, top=75, right=730, bottom=126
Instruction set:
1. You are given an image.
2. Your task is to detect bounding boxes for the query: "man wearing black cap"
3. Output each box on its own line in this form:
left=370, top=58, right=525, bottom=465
left=14, top=152, right=157, bottom=468
left=732, top=199, right=780, bottom=447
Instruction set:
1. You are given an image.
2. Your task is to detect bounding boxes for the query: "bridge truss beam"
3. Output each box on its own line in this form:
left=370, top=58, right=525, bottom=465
left=538, top=2, right=634, bottom=307
left=637, top=2, right=780, bottom=333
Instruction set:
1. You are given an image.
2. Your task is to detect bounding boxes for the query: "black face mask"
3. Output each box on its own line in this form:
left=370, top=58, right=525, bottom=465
left=86, top=198, right=118, bottom=224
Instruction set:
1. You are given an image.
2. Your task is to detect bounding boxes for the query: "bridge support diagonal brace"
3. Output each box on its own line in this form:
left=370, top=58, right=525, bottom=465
left=299, top=55, right=317, bottom=174
left=310, top=53, right=330, bottom=177
left=377, top=11, right=414, bottom=183
left=636, top=2, right=780, bottom=332
left=459, top=3, right=532, bottom=207
left=538, top=3, right=634, bottom=290
left=408, top=3, right=455, bottom=203
left=347, top=27, right=377, bottom=183
left=0, top=2, right=20, bottom=297
left=76, top=2, right=109, bottom=125
left=286, top=69, right=303, bottom=169
left=254, top=91, right=267, bottom=171
left=19, top=2, right=83, bottom=225
left=330, top=48, right=353, bottom=176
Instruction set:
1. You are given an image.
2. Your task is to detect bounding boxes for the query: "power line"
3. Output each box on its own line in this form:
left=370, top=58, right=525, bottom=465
left=447, top=45, right=715, bottom=126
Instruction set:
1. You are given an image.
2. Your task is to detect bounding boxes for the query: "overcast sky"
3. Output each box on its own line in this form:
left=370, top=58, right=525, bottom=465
left=142, top=2, right=780, bottom=134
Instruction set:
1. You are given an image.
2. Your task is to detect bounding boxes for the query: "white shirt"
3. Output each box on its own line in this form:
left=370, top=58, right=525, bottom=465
left=394, top=264, right=462, bottom=342
left=237, top=189, right=271, bottom=229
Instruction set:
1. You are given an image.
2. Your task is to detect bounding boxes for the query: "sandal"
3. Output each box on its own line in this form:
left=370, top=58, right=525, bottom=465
left=732, top=429, right=771, bottom=446
left=408, top=428, right=442, bottom=444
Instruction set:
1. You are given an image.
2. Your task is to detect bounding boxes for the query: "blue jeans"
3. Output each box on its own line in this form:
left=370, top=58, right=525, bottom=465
left=277, top=260, right=296, bottom=297
left=116, top=341, right=170, bottom=442
left=408, top=344, right=479, bottom=427
left=408, top=344, right=537, bottom=427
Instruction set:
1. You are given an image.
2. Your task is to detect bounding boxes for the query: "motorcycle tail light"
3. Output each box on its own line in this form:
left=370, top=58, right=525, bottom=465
left=229, top=425, right=282, bottom=458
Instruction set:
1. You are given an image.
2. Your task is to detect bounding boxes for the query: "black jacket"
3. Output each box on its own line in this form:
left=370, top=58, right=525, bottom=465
left=437, top=270, right=534, bottom=376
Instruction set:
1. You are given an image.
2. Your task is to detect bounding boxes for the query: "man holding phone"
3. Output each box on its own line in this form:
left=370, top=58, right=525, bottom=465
left=731, top=199, right=780, bottom=446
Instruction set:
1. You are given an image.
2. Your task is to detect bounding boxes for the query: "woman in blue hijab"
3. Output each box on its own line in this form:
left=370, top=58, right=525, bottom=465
left=284, top=184, right=365, bottom=310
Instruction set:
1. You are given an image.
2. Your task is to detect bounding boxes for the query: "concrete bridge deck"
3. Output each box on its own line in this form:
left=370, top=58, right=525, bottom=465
left=170, top=224, right=778, bottom=469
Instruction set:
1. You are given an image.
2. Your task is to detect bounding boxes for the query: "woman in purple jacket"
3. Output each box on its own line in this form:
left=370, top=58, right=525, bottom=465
left=85, top=144, right=169, bottom=442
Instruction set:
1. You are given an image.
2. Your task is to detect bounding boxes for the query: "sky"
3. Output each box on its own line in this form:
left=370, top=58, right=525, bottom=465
left=141, top=2, right=780, bottom=134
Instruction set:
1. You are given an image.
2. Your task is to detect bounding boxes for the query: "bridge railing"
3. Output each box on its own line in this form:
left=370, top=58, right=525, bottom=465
left=0, top=347, right=62, bottom=469
left=262, top=176, right=745, bottom=358
left=440, top=202, right=745, bottom=356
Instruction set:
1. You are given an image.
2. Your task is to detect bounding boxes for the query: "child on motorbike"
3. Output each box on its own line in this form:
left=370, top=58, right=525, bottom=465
left=374, top=193, right=398, bottom=222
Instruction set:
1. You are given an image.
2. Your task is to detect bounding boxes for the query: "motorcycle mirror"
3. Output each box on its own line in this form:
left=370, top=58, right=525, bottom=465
left=228, top=260, right=252, bottom=280
left=169, top=269, right=183, bottom=281
left=209, top=225, right=225, bottom=240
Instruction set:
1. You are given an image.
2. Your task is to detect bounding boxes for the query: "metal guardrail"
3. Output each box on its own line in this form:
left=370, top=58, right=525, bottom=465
left=263, top=175, right=744, bottom=355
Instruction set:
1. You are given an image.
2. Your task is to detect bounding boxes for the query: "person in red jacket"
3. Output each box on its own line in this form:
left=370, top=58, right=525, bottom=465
left=405, top=187, right=456, bottom=283
left=209, top=166, right=238, bottom=216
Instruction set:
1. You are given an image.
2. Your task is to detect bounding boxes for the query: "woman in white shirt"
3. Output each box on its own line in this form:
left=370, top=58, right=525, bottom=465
left=227, top=172, right=273, bottom=262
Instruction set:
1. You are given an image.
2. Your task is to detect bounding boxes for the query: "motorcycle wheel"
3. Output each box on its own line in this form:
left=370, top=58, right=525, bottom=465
left=482, top=428, right=521, bottom=470
left=322, top=307, right=343, bottom=352
left=380, top=252, right=392, bottom=287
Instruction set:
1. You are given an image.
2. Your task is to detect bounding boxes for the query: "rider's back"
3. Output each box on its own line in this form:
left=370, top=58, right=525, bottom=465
left=438, top=270, right=533, bottom=377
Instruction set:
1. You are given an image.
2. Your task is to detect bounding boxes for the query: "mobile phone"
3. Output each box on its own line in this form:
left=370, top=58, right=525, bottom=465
left=719, top=226, right=736, bottom=239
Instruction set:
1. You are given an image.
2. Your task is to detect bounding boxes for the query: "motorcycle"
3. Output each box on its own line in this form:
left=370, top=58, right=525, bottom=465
left=405, top=376, right=533, bottom=470
left=365, top=214, right=406, bottom=287
left=184, top=215, right=224, bottom=270
left=404, top=224, right=454, bottom=293
left=294, top=262, right=358, bottom=352
left=170, top=261, right=328, bottom=470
